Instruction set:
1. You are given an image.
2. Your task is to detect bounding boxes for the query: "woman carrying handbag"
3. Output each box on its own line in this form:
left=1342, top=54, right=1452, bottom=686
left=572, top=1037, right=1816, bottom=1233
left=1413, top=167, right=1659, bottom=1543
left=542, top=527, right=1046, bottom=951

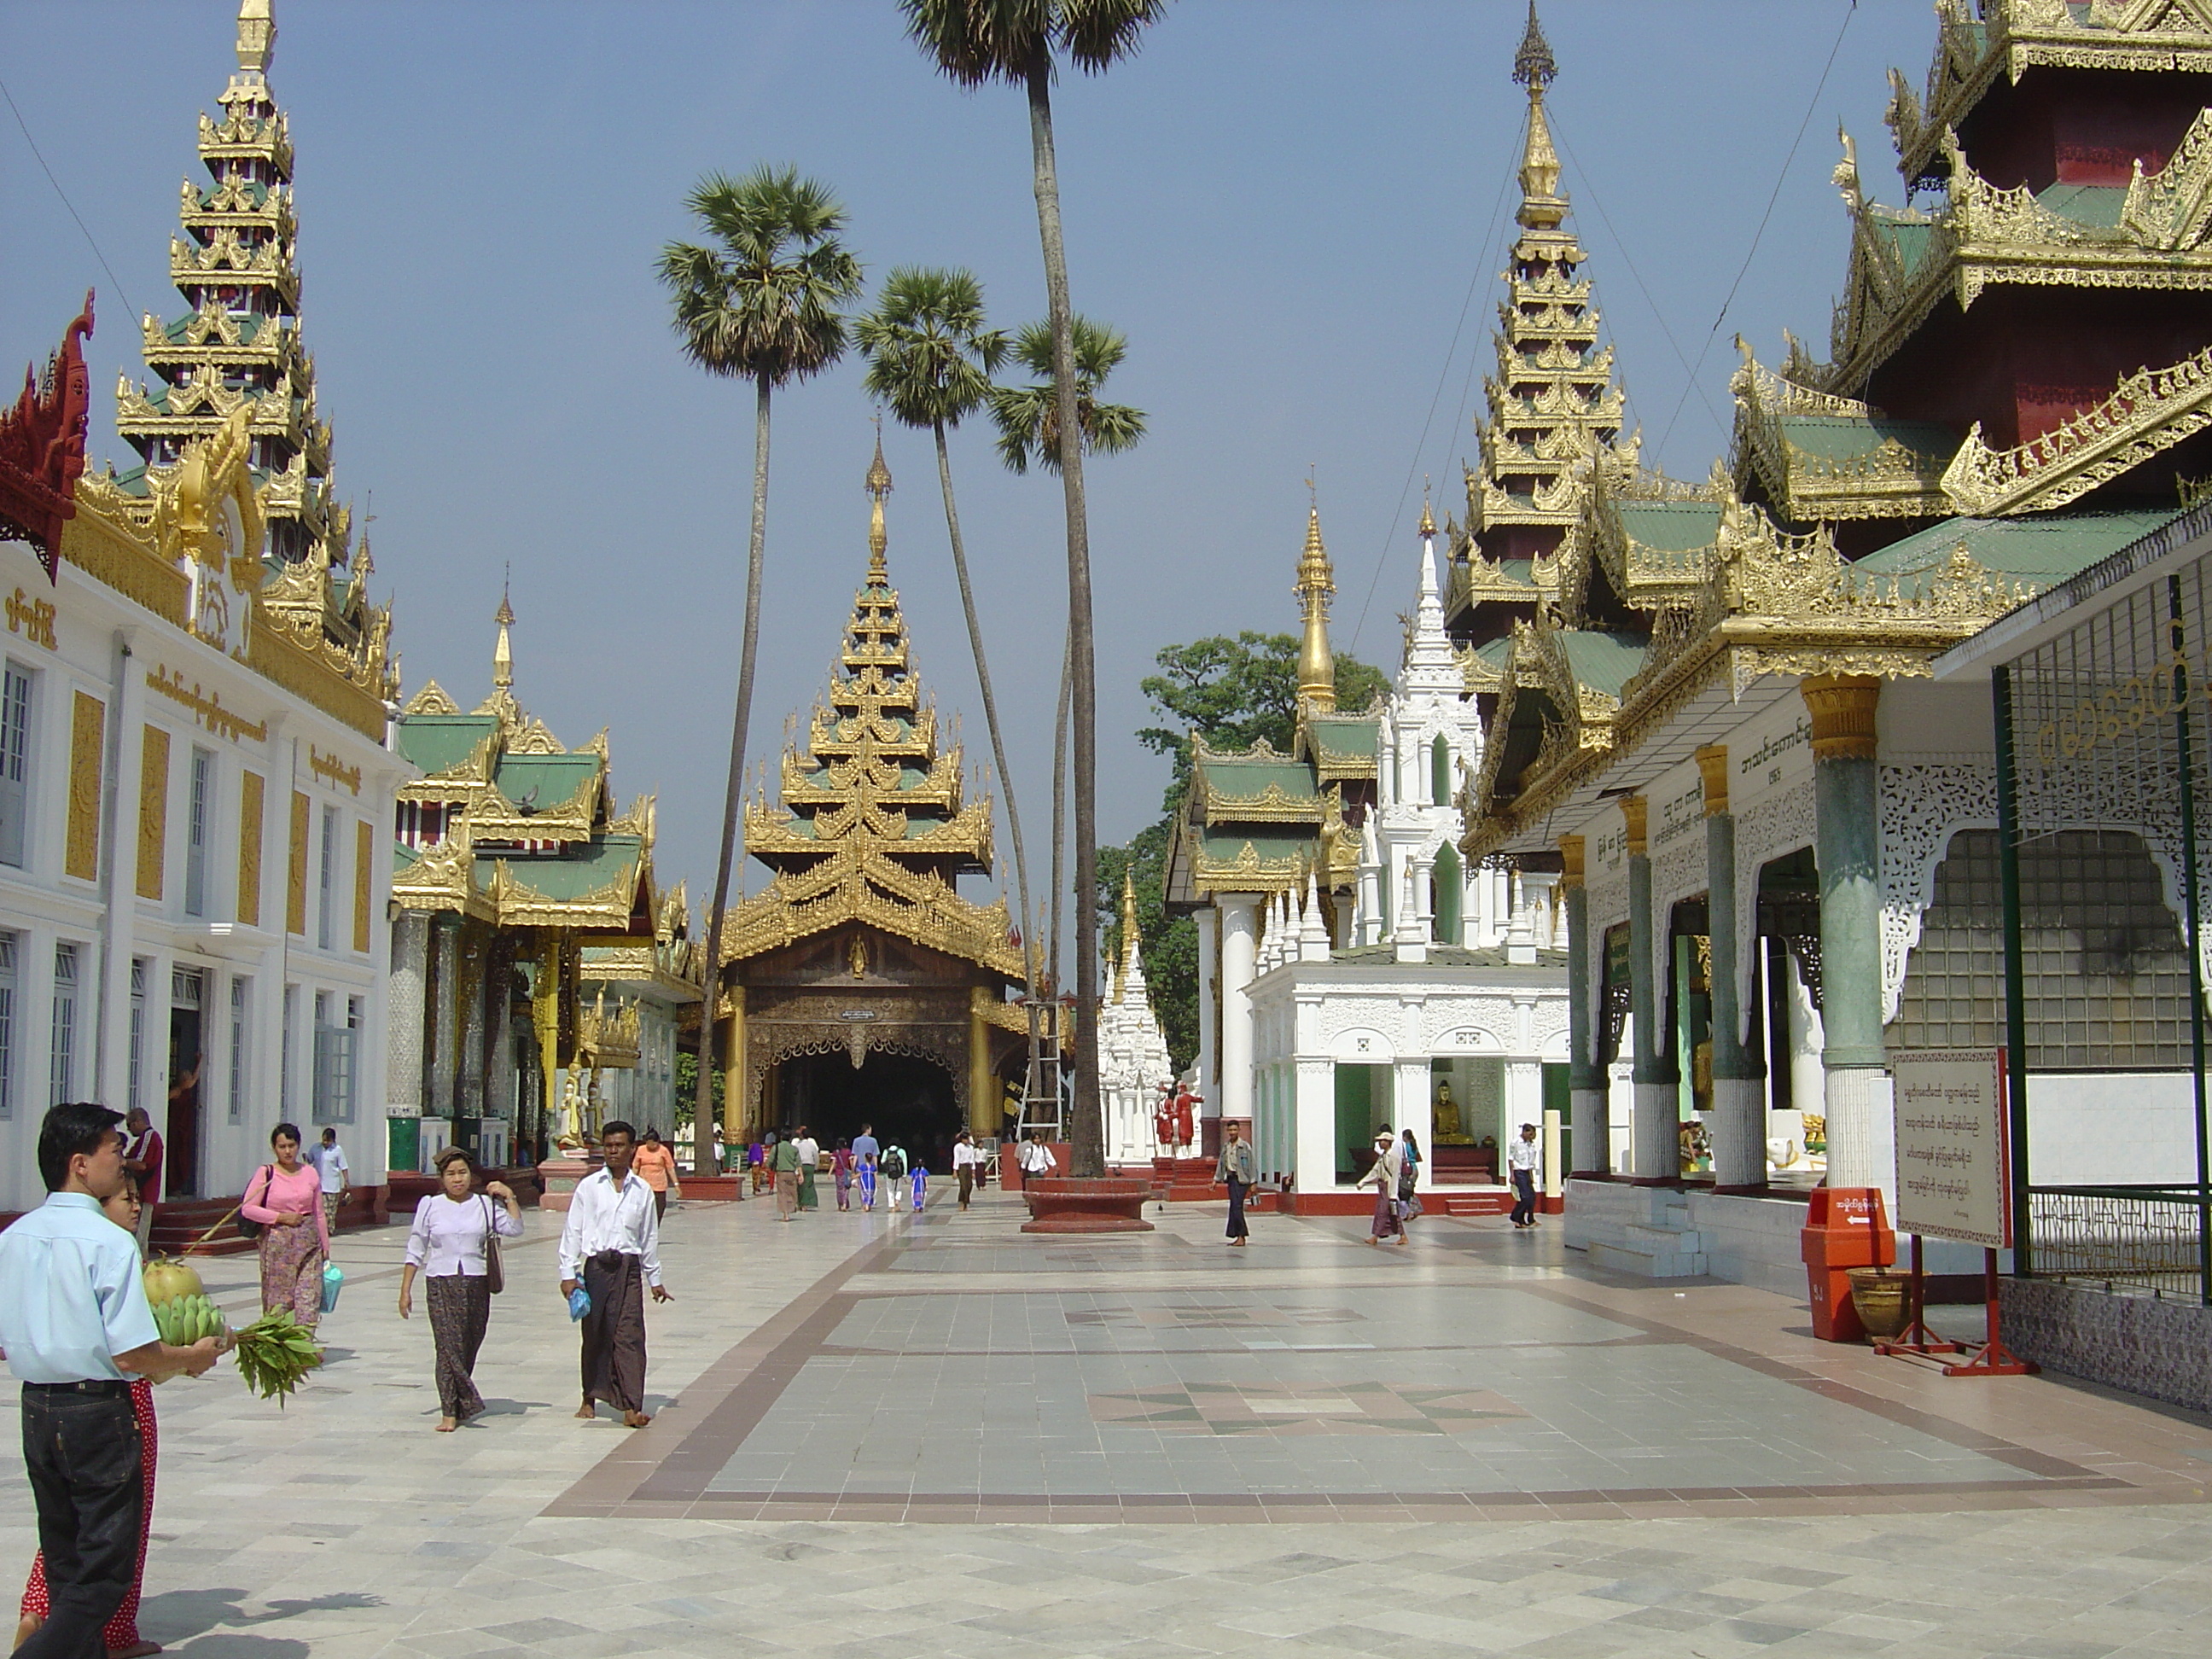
left=398, top=1148, right=523, bottom=1431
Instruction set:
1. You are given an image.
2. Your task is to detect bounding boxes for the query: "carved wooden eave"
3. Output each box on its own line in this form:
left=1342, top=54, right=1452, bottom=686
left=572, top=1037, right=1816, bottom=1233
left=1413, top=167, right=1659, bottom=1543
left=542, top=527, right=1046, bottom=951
left=1943, top=339, right=2212, bottom=515
left=609, top=793, right=656, bottom=846
left=1827, top=124, right=2212, bottom=393
left=483, top=854, right=639, bottom=931
left=402, top=679, right=459, bottom=716
left=576, top=992, right=643, bottom=1069
left=1728, top=344, right=1958, bottom=521
left=1464, top=610, right=1621, bottom=843
left=741, top=795, right=995, bottom=864
left=719, top=839, right=1024, bottom=981
left=1188, top=839, right=1313, bottom=899
left=470, top=772, right=601, bottom=846
left=1888, top=0, right=2212, bottom=189
left=391, top=834, right=493, bottom=923
left=1190, top=777, right=1326, bottom=825
left=1458, top=643, right=1505, bottom=695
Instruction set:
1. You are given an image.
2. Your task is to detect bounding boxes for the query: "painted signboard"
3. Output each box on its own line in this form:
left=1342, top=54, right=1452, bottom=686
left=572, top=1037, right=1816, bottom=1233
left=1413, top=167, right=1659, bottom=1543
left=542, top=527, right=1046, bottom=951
left=1891, top=1047, right=2011, bottom=1248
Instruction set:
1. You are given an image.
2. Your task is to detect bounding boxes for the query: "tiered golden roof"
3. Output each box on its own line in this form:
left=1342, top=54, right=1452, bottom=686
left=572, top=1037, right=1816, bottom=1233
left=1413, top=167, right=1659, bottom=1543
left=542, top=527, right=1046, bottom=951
left=721, top=445, right=1022, bottom=978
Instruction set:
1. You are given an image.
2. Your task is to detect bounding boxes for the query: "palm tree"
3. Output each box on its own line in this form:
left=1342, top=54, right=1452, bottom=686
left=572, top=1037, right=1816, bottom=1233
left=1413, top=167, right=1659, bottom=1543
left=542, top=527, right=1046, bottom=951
left=987, top=314, right=1144, bottom=1004
left=854, top=268, right=1042, bottom=1022
left=656, top=165, right=863, bottom=1178
left=903, top=0, right=1167, bottom=1182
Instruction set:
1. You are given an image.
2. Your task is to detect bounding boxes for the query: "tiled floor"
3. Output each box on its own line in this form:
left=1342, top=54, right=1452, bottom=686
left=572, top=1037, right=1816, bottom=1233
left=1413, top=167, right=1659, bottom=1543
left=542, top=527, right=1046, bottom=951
left=5, top=1188, right=2212, bottom=1656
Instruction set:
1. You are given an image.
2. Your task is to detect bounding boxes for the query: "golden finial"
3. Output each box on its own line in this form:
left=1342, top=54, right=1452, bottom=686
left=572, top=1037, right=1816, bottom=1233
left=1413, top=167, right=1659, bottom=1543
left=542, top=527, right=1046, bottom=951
left=236, top=0, right=276, bottom=73
left=865, top=422, right=892, bottom=579
left=1512, top=2, right=1556, bottom=90
left=1514, top=4, right=1564, bottom=228
left=1295, top=480, right=1336, bottom=715
left=492, top=568, right=515, bottom=691
left=1113, top=869, right=1139, bottom=1004
left=1418, top=477, right=1436, bottom=539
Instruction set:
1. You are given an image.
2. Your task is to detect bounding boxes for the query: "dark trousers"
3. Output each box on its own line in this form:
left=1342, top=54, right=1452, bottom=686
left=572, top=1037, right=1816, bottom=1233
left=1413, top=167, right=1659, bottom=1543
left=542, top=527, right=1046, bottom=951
left=1225, top=1176, right=1249, bottom=1238
left=1511, top=1169, right=1537, bottom=1225
left=958, top=1166, right=975, bottom=1208
left=19, top=1382, right=143, bottom=1659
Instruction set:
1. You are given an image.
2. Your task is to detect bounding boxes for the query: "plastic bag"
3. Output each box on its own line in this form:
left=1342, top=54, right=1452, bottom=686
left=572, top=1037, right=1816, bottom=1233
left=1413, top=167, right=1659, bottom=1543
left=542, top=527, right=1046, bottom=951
left=568, top=1284, right=591, bottom=1322
left=319, top=1261, right=344, bottom=1314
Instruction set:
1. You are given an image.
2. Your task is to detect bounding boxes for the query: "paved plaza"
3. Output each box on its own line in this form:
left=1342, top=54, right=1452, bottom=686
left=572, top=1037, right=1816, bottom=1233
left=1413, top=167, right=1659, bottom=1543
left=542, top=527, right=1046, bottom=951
left=5, top=1191, right=2212, bottom=1657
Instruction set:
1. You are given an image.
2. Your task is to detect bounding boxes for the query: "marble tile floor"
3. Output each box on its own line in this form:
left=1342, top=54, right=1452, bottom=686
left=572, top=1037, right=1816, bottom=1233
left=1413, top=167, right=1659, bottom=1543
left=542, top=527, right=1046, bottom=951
left=3, top=1187, right=2209, bottom=1656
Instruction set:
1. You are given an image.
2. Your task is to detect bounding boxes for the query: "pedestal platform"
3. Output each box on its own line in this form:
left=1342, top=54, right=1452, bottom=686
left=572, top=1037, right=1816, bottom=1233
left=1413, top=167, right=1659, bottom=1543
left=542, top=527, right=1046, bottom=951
left=1020, top=1177, right=1155, bottom=1233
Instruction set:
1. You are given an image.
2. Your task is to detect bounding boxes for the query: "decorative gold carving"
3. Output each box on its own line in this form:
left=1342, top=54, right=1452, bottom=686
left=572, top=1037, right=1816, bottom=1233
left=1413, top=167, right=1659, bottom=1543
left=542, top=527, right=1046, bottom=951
left=1728, top=341, right=1955, bottom=521
left=849, top=935, right=869, bottom=978
left=244, top=616, right=387, bottom=742
left=1557, top=833, right=1585, bottom=890
left=57, top=481, right=189, bottom=627
left=145, top=666, right=268, bottom=743
left=237, top=769, right=264, bottom=928
left=5, top=589, right=56, bottom=649
left=1802, top=675, right=1882, bottom=760
left=1941, top=343, right=2212, bottom=515
left=310, top=745, right=361, bottom=796
left=1194, top=777, right=1327, bottom=823
left=577, top=989, right=642, bottom=1069
left=136, top=725, right=170, bottom=900
left=1620, top=795, right=1649, bottom=858
left=65, top=692, right=103, bottom=882
left=403, top=680, right=458, bottom=716
left=286, top=789, right=308, bottom=935
left=352, top=817, right=372, bottom=952
left=1187, top=838, right=1311, bottom=898
left=1695, top=745, right=1730, bottom=816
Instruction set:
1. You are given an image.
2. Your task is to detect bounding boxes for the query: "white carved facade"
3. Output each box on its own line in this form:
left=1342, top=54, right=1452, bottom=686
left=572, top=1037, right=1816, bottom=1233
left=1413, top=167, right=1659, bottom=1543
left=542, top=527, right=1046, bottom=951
left=1097, top=913, right=1175, bottom=1166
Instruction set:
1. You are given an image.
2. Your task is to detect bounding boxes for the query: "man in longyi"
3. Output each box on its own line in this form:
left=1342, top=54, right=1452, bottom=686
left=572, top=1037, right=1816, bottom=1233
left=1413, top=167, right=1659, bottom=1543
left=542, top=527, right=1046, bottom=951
left=558, top=1121, right=672, bottom=1429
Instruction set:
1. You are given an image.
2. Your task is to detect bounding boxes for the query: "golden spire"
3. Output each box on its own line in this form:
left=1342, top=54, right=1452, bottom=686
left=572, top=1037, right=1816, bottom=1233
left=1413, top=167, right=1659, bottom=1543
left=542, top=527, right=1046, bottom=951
left=1514, top=5, right=1563, bottom=229
left=1418, top=481, right=1437, bottom=539
left=492, top=578, right=515, bottom=692
left=1114, top=869, right=1139, bottom=1003
left=865, top=426, right=892, bottom=581
left=1295, top=482, right=1336, bottom=713
left=236, top=0, right=276, bottom=73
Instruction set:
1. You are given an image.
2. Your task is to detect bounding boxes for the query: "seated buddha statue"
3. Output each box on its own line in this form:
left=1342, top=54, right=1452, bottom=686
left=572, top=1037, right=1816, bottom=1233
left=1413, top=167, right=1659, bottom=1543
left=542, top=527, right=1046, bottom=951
left=1432, top=1081, right=1473, bottom=1144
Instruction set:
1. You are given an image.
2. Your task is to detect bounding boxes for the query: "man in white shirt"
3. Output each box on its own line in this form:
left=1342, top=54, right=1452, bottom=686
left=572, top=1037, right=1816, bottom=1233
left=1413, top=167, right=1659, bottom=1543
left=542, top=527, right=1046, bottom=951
left=557, top=1121, right=671, bottom=1428
left=1507, top=1122, right=1542, bottom=1229
left=1017, top=1132, right=1057, bottom=1190
left=306, top=1127, right=350, bottom=1234
left=952, top=1132, right=983, bottom=1210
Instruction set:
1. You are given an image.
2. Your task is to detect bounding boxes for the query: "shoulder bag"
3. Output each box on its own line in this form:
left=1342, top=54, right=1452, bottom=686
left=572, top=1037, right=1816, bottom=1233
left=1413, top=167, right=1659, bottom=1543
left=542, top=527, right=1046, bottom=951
left=480, top=1195, right=505, bottom=1295
left=236, top=1165, right=273, bottom=1240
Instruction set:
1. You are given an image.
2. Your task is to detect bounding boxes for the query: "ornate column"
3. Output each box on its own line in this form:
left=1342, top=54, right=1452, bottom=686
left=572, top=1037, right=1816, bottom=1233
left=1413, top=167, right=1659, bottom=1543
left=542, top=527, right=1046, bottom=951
left=1625, top=795, right=1678, bottom=1179
left=1802, top=675, right=1891, bottom=1199
left=430, top=916, right=460, bottom=1123
left=1700, top=745, right=1767, bottom=1190
left=1218, top=894, right=1260, bottom=1124
left=1394, top=1055, right=1433, bottom=1190
left=968, top=986, right=995, bottom=1139
left=1560, top=835, right=1603, bottom=1176
left=385, top=911, right=428, bottom=1177
left=1195, top=905, right=1220, bottom=1109
left=723, top=986, right=746, bottom=1158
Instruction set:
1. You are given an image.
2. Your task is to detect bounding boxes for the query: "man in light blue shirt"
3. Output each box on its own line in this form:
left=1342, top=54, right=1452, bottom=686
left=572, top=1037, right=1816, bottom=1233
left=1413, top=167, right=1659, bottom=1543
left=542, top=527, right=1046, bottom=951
left=1, top=1103, right=216, bottom=1659
left=852, top=1125, right=880, bottom=1211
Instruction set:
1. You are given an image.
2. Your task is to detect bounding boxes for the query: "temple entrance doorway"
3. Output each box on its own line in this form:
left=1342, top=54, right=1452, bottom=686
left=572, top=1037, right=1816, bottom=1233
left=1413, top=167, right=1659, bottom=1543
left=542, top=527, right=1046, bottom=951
left=774, top=1051, right=960, bottom=1175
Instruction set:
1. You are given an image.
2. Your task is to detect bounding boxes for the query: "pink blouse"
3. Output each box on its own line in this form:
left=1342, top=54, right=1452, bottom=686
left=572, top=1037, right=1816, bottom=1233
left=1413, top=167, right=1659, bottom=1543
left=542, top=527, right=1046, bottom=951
left=242, top=1161, right=330, bottom=1254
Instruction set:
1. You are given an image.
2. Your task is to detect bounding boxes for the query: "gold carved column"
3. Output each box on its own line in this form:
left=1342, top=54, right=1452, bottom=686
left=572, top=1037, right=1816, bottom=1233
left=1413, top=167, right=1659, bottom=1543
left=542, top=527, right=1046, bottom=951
left=968, top=987, right=995, bottom=1138
left=720, top=983, right=744, bottom=1149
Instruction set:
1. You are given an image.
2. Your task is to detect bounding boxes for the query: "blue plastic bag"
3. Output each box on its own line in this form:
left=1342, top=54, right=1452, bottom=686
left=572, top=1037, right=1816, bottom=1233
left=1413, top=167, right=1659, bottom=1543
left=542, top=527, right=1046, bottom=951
left=319, top=1261, right=343, bottom=1314
left=568, top=1284, right=591, bottom=1322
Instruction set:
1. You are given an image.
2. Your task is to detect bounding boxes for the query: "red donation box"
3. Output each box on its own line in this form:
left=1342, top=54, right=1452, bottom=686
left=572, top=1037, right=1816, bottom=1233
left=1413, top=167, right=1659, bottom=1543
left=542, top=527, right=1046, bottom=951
left=1801, top=1187, right=1895, bottom=1342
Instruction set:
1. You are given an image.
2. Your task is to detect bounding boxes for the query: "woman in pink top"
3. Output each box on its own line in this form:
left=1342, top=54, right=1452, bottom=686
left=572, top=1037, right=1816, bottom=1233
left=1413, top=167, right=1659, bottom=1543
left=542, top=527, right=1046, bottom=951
left=242, top=1121, right=330, bottom=1325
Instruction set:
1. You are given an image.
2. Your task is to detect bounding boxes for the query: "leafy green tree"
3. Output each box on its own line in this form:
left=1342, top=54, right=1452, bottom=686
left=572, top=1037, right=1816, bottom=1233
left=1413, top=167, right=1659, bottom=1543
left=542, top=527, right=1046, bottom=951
left=656, top=165, right=864, bottom=1176
left=855, top=269, right=1039, bottom=1016
left=904, top=0, right=1170, bottom=1181
left=1100, top=637, right=1387, bottom=1070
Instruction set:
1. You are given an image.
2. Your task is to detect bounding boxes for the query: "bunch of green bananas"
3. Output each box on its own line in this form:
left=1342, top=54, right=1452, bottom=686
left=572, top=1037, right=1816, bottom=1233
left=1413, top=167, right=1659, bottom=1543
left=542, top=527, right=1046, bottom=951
left=152, top=1291, right=225, bottom=1347
left=230, top=1309, right=323, bottom=1407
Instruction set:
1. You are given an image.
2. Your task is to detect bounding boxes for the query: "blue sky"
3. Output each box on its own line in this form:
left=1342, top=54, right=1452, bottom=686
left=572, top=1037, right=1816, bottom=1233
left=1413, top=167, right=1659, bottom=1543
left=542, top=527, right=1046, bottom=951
left=3, top=0, right=1935, bottom=953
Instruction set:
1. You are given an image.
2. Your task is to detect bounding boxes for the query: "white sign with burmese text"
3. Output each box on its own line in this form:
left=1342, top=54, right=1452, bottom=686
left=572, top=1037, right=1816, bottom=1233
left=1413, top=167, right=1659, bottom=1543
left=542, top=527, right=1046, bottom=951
left=1892, top=1048, right=2011, bottom=1248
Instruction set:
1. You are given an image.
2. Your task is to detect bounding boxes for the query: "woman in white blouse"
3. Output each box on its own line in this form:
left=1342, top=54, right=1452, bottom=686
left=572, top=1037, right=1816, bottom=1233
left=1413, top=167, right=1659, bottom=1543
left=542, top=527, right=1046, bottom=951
left=399, top=1148, right=523, bottom=1431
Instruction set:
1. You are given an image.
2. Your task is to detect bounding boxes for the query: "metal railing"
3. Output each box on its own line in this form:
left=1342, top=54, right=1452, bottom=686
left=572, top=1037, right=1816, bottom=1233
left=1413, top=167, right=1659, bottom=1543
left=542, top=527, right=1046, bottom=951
left=2027, top=1185, right=2210, bottom=1301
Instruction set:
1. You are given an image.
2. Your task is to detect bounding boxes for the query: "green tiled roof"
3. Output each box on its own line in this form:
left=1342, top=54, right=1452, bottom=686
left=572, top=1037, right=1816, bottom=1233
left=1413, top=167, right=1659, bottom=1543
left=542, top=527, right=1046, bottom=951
left=395, top=714, right=498, bottom=776
left=1196, top=756, right=1324, bottom=799
left=1775, top=413, right=1956, bottom=463
left=1617, top=501, right=1723, bottom=551
left=1196, top=830, right=1318, bottom=863
left=2038, top=183, right=2125, bottom=231
left=1303, top=713, right=1379, bottom=758
left=1872, top=218, right=1937, bottom=277
left=1472, top=637, right=1512, bottom=668
left=491, top=752, right=599, bottom=808
left=1559, top=632, right=1649, bottom=697
left=1853, top=509, right=2188, bottom=589
left=486, top=835, right=642, bottom=901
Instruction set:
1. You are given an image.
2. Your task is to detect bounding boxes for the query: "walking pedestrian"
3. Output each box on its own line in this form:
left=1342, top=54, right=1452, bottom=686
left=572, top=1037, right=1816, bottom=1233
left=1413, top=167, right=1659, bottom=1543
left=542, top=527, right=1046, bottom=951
left=712, top=1123, right=727, bottom=1173
left=952, top=1132, right=981, bottom=1209
left=771, top=1132, right=801, bottom=1220
left=1016, top=1131, right=1057, bottom=1190
left=241, top=1123, right=330, bottom=1325
left=909, top=1162, right=928, bottom=1211
left=0, top=1103, right=216, bottom=1659
left=632, top=1129, right=677, bottom=1222
left=833, top=1140, right=854, bottom=1210
left=1398, top=1128, right=1424, bottom=1225
left=1214, top=1121, right=1258, bottom=1247
left=15, top=1172, right=162, bottom=1659
left=557, top=1121, right=670, bottom=1429
left=306, top=1126, right=350, bottom=1236
left=1508, top=1122, right=1542, bottom=1228
left=119, top=1107, right=162, bottom=1255
left=853, top=1124, right=881, bottom=1210
left=794, top=1125, right=820, bottom=1211
left=398, top=1148, right=522, bottom=1432
left=747, top=1138, right=765, bottom=1194
left=1359, top=1129, right=1406, bottom=1247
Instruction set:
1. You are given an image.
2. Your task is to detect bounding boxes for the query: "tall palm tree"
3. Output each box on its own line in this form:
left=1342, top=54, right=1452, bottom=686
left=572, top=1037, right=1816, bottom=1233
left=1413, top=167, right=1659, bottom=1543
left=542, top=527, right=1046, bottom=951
left=656, top=165, right=863, bottom=1178
left=903, top=0, right=1167, bottom=1181
left=987, top=314, right=1144, bottom=1001
left=854, top=268, right=1042, bottom=1029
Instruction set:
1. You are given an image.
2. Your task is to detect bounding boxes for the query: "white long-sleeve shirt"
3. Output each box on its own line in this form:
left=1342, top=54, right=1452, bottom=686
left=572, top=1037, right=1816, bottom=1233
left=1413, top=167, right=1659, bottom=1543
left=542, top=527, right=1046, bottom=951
left=557, top=1167, right=663, bottom=1288
left=405, top=1193, right=523, bottom=1278
left=1507, top=1135, right=1542, bottom=1174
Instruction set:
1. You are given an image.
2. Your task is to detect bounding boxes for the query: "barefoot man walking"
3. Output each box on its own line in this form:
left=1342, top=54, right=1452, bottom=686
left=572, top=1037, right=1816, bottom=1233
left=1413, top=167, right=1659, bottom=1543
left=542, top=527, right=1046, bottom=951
left=558, top=1121, right=671, bottom=1429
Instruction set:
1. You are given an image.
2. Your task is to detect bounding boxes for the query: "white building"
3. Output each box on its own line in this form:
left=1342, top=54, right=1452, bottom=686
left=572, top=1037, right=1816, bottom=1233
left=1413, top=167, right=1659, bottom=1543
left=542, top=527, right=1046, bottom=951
left=1097, top=875, right=1175, bottom=1166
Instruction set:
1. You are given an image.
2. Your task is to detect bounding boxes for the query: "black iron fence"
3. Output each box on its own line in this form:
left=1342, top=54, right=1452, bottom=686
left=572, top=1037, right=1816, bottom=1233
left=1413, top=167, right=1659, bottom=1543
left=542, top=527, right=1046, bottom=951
left=2026, top=1184, right=2210, bottom=1300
